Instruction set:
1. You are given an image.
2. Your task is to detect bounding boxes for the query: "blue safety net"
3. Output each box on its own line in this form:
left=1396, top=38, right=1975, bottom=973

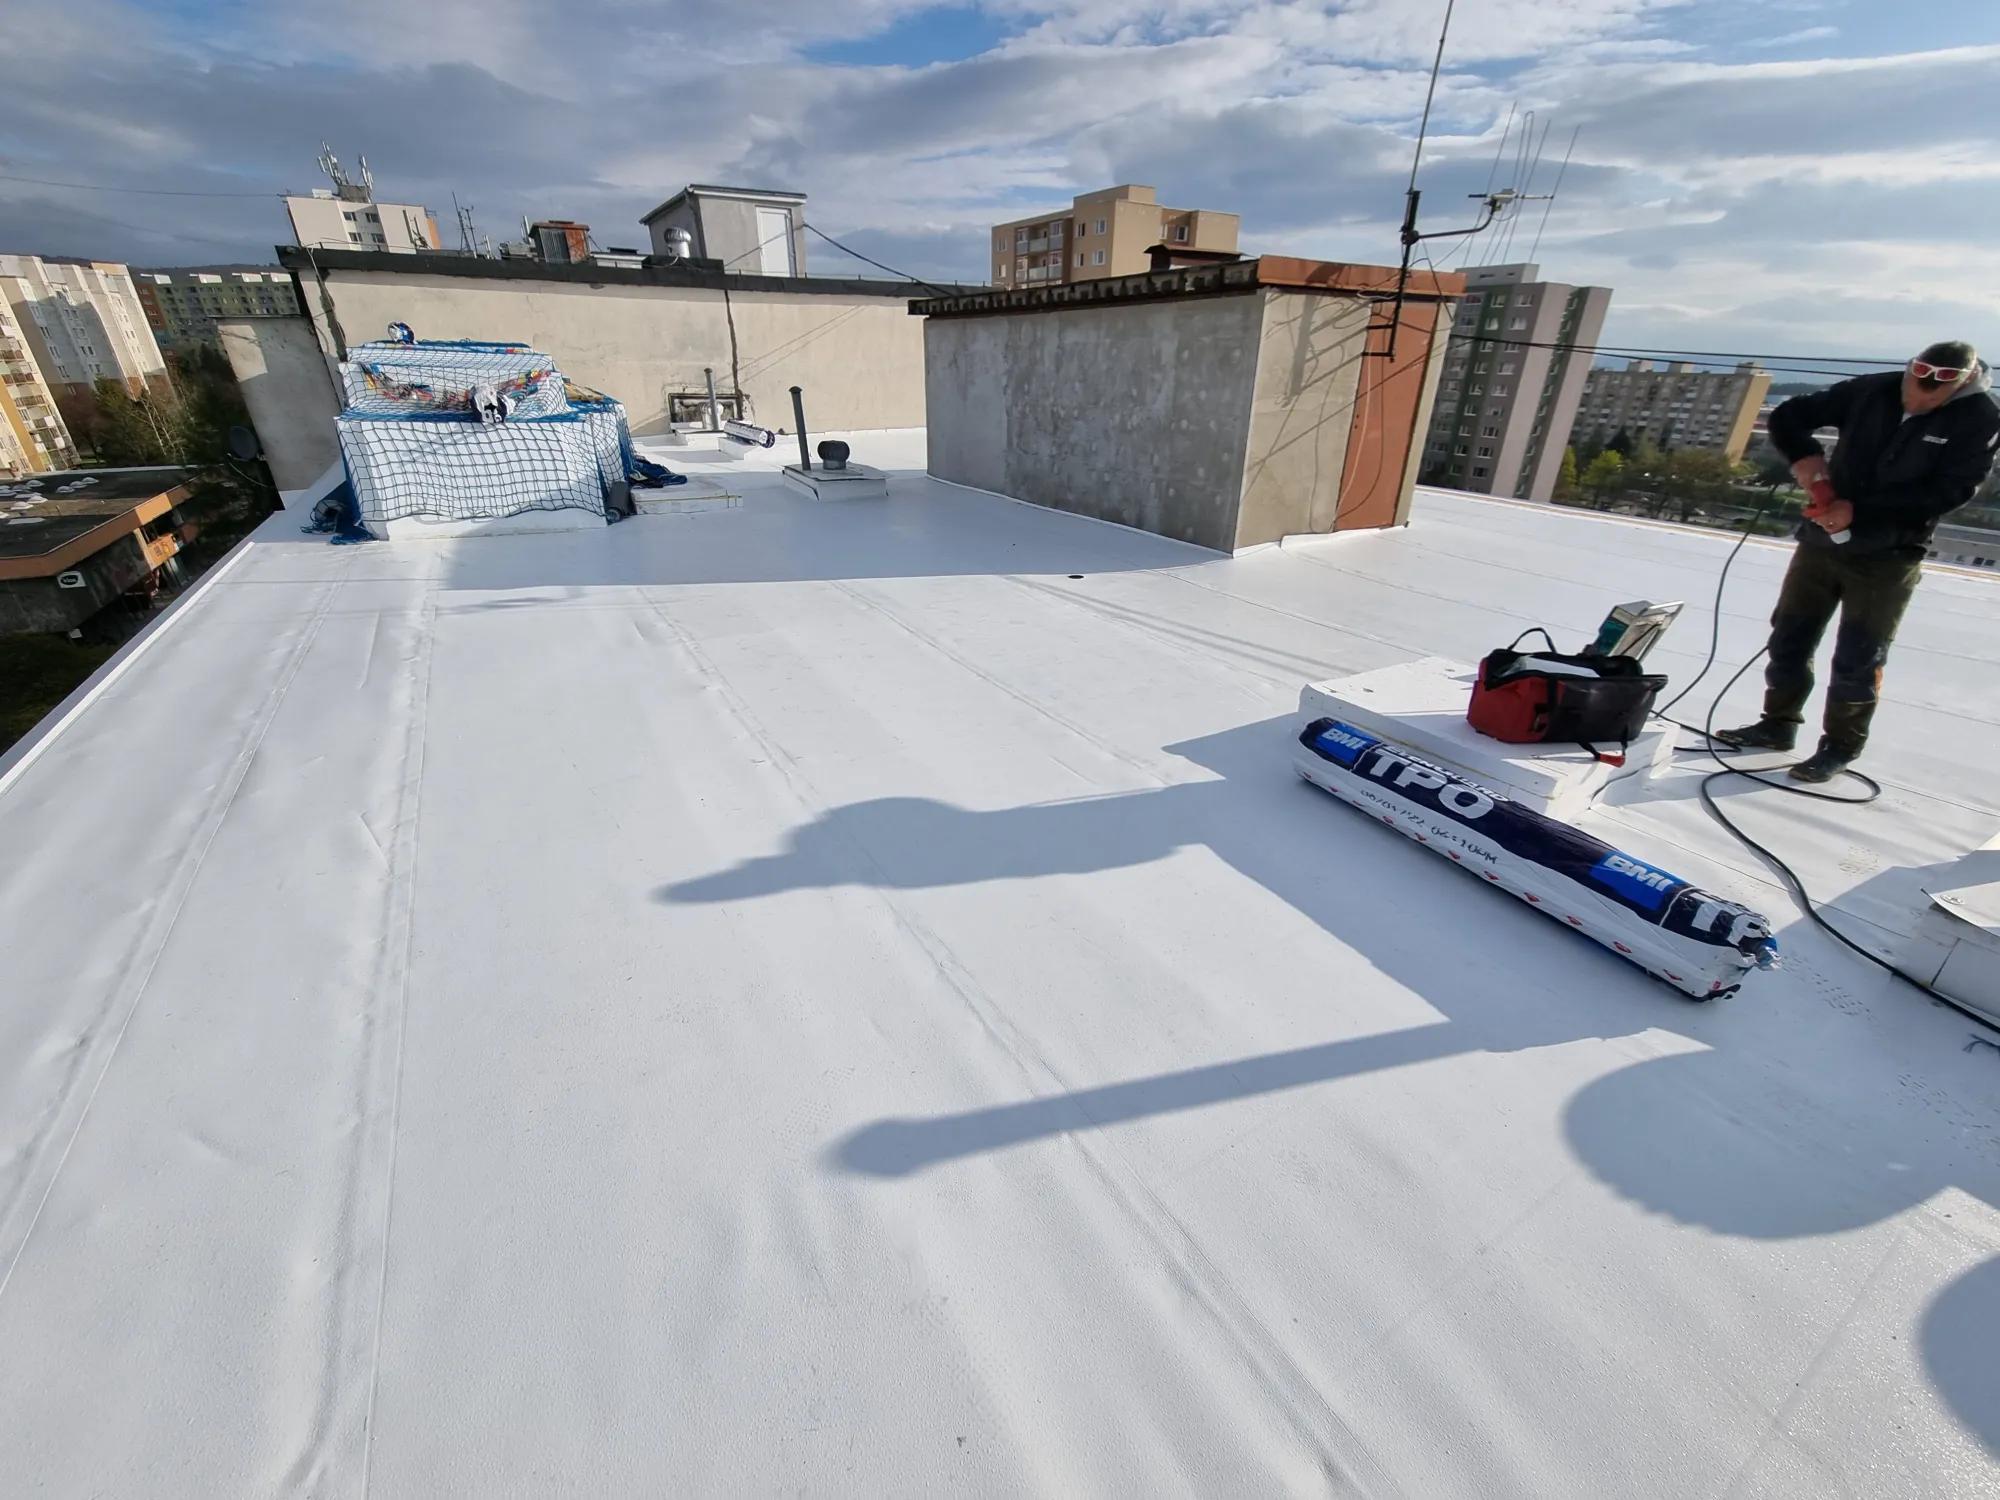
left=334, top=338, right=646, bottom=528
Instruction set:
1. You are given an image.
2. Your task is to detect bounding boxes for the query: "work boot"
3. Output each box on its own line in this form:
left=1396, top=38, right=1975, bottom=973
left=1788, top=741, right=1857, bottom=784
left=1713, top=719, right=1797, bottom=752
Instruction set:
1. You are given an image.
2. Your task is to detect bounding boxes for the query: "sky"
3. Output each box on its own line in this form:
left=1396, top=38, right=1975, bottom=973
left=2, top=0, right=1997, bottom=364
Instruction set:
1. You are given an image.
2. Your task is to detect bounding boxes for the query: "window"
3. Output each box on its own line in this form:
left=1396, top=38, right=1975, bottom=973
left=1473, top=464, right=1490, bottom=478
left=1493, top=385, right=1510, bottom=397
left=1050, top=224, right=1064, bottom=244
left=1499, top=362, right=1516, bottom=375
left=1173, top=225, right=1189, bottom=243
left=997, top=262, right=1008, bottom=279
left=1454, top=444, right=1468, bottom=456
left=1470, top=384, right=1483, bottom=395
left=1482, top=425, right=1499, bottom=438
left=1510, top=317, right=1527, bottom=330
left=1076, top=251, right=1086, bottom=268
left=1477, top=445, right=1494, bottom=458
left=1016, top=228, right=1028, bottom=247
left=1092, top=249, right=1105, bottom=265
left=1094, top=218, right=1106, bottom=234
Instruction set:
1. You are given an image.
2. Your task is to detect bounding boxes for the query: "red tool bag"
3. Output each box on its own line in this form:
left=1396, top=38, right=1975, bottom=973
left=1468, top=628, right=1667, bottom=766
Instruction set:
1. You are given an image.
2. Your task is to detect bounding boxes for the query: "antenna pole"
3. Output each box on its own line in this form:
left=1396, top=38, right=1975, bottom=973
left=1383, top=0, right=1457, bottom=360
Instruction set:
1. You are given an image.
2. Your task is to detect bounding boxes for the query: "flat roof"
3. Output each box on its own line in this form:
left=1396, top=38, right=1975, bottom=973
left=0, top=467, right=191, bottom=561
left=2, top=436, right=1997, bottom=1492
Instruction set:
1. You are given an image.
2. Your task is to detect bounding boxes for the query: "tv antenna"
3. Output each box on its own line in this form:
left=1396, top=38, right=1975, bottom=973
left=1373, top=1, right=1551, bottom=357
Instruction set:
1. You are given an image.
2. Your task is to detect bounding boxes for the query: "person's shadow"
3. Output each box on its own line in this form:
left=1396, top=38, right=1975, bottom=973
left=658, top=714, right=2000, bottom=1457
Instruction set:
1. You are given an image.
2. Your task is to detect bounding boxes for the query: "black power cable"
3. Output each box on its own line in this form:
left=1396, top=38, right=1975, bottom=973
left=1656, top=493, right=1999, bottom=1033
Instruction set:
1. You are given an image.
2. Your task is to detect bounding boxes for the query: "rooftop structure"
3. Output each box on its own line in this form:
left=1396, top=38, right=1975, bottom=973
left=915, top=256, right=1462, bottom=548
left=641, top=185, right=808, bottom=275
left=2, top=431, right=1997, bottom=1493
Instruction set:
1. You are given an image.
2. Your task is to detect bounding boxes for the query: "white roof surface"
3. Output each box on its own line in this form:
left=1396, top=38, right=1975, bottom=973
left=3, top=430, right=1998, bottom=1496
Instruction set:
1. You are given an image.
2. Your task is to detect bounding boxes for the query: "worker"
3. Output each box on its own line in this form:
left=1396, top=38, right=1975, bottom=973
left=1716, top=341, right=2000, bottom=782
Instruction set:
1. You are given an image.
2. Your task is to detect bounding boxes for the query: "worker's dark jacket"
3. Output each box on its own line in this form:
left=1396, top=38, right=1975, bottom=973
left=1768, top=365, right=2000, bottom=557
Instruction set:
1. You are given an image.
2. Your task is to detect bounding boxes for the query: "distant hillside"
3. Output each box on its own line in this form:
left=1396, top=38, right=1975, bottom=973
left=1767, top=380, right=1833, bottom=397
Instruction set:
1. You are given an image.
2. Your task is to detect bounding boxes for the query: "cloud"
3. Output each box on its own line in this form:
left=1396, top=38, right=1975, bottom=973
left=0, top=0, right=1993, bottom=363
left=1747, top=25, right=1840, bottom=48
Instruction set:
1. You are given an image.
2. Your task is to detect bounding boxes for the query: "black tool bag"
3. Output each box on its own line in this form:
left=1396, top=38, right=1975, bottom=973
left=1469, top=628, right=1667, bottom=766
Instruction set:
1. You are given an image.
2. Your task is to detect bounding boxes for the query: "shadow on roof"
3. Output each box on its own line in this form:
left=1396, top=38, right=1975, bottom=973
left=658, top=710, right=2000, bottom=1445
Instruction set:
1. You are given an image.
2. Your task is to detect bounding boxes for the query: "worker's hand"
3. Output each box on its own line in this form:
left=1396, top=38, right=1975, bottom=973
left=1811, top=498, right=1855, bottom=534
left=1791, top=455, right=1832, bottom=493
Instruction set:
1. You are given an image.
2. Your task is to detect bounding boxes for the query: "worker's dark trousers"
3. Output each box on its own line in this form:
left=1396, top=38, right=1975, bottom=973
left=1762, top=543, right=1922, bottom=757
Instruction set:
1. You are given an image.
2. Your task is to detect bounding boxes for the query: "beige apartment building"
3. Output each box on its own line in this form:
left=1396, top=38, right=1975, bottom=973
left=1573, top=360, right=1772, bottom=462
left=989, top=185, right=1239, bottom=288
left=0, top=298, right=76, bottom=474
left=0, top=255, right=168, bottom=400
left=285, top=191, right=444, bottom=254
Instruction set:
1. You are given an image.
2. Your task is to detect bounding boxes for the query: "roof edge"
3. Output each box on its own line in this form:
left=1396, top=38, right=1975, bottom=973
left=277, top=245, right=978, bottom=301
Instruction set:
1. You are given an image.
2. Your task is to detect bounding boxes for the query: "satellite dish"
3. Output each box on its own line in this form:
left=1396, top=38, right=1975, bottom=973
left=226, top=424, right=262, bottom=462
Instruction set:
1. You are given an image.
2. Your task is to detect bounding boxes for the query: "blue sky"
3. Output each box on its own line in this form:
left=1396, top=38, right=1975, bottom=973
left=3, top=0, right=1997, bottom=360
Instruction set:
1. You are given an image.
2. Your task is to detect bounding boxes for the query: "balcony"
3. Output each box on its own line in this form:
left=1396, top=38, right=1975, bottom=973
left=1022, top=265, right=1062, bottom=284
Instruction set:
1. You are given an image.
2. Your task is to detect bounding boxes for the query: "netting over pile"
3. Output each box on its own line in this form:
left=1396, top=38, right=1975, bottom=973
left=334, top=338, right=639, bottom=528
left=341, top=412, right=608, bottom=524
left=342, top=341, right=569, bottom=419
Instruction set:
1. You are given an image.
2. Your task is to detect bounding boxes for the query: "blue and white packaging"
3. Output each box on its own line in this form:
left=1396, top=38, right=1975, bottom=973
left=1296, top=717, right=1777, bottom=998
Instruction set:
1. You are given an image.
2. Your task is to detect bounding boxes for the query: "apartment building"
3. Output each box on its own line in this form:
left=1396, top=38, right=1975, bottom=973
left=0, top=299, right=76, bottom=474
left=989, top=184, right=1239, bottom=288
left=0, top=255, right=168, bottom=399
left=1573, top=360, right=1772, bottom=462
left=1420, top=262, right=1611, bottom=502
left=286, top=191, right=444, bottom=253
left=134, top=266, right=301, bottom=351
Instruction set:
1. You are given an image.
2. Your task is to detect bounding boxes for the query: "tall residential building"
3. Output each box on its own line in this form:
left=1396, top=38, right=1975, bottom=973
left=989, top=184, right=1240, bottom=288
left=0, top=299, right=76, bottom=474
left=285, top=190, right=444, bottom=253
left=1572, top=360, right=1772, bottom=462
left=0, top=255, right=168, bottom=399
left=641, top=186, right=807, bottom=274
left=1420, top=262, right=1611, bottom=502
left=134, top=266, right=301, bottom=351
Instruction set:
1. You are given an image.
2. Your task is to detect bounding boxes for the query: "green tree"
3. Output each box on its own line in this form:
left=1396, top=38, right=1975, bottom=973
left=1581, top=450, right=1625, bottom=507
left=1553, top=446, right=1581, bottom=504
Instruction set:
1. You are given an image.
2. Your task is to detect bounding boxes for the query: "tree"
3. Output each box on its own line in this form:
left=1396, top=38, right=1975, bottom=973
left=1606, top=426, right=1635, bottom=458
left=1654, top=447, right=1735, bottom=524
left=67, top=347, right=256, bottom=469
left=1553, top=446, right=1581, bottom=503
left=1581, top=450, right=1625, bottom=507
